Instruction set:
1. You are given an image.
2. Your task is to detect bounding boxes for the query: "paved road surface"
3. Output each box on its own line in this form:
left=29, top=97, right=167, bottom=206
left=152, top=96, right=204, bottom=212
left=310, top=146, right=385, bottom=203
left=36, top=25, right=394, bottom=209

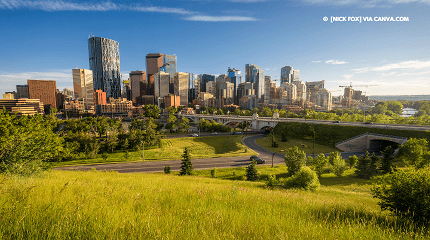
left=55, top=135, right=365, bottom=173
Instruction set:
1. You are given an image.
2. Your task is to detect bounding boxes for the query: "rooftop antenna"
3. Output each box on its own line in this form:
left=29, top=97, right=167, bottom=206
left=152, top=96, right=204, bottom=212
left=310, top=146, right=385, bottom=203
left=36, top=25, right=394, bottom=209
left=75, top=66, right=78, bottom=69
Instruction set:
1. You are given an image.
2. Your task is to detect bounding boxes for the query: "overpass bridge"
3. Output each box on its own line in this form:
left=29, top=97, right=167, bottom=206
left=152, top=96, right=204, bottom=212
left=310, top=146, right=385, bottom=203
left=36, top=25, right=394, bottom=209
left=179, top=113, right=417, bottom=152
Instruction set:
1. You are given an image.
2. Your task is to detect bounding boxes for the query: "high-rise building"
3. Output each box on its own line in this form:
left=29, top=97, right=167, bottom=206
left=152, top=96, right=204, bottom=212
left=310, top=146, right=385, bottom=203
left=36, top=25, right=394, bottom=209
left=16, top=85, right=29, bottom=99
left=129, top=71, right=147, bottom=104
left=27, top=80, right=57, bottom=111
left=293, top=70, right=300, bottom=82
left=306, top=80, right=325, bottom=104
left=146, top=53, right=164, bottom=96
left=188, top=73, right=197, bottom=103
left=200, top=74, right=215, bottom=93
left=72, top=68, right=94, bottom=109
left=281, top=66, right=293, bottom=84
left=88, top=36, right=121, bottom=99
left=227, top=67, right=242, bottom=104
left=173, top=72, right=189, bottom=106
left=245, top=64, right=265, bottom=99
left=206, top=81, right=216, bottom=96
left=161, top=54, right=177, bottom=78
left=154, top=71, right=171, bottom=106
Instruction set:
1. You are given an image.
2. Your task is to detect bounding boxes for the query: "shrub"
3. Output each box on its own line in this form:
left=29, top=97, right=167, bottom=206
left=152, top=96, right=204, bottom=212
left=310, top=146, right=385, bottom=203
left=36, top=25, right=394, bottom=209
left=284, top=146, right=306, bottom=176
left=246, top=160, right=258, bottom=181
left=210, top=167, right=217, bottom=178
left=380, top=146, right=395, bottom=174
left=266, top=174, right=278, bottom=188
left=331, top=157, right=347, bottom=177
left=123, top=151, right=130, bottom=160
left=313, top=154, right=328, bottom=177
left=355, top=151, right=378, bottom=179
left=347, top=155, right=358, bottom=169
left=371, top=169, right=430, bottom=223
left=284, top=167, right=320, bottom=190
left=164, top=165, right=171, bottom=174
left=101, top=153, right=109, bottom=161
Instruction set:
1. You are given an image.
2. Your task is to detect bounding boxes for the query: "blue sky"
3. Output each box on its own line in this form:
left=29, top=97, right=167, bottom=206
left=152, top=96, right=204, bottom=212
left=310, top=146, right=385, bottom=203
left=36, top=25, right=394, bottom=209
left=1, top=0, right=430, bottom=96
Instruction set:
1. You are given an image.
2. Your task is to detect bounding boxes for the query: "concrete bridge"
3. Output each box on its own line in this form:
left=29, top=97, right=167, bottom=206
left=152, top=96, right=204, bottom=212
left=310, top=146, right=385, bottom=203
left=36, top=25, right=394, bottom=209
left=179, top=113, right=282, bottom=130
left=335, top=133, right=408, bottom=153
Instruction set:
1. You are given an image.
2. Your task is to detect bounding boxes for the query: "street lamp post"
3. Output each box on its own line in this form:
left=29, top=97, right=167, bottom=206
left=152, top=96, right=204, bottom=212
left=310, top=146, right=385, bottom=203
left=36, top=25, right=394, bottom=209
left=272, top=149, right=286, bottom=168
left=142, top=141, right=145, bottom=161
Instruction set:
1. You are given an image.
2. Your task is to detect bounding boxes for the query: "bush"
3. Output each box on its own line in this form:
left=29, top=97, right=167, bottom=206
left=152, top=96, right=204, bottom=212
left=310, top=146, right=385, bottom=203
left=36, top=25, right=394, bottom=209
left=331, top=157, right=347, bottom=177
left=347, top=155, right=358, bottom=169
left=101, top=153, right=109, bottom=161
left=210, top=167, right=217, bottom=178
left=266, top=174, right=278, bottom=188
left=284, top=167, right=320, bottom=190
left=284, top=146, right=306, bottom=176
left=371, top=169, right=430, bottom=223
left=313, top=154, right=328, bottom=177
left=246, top=160, right=258, bottom=181
left=164, top=165, right=171, bottom=174
left=380, top=146, right=395, bottom=174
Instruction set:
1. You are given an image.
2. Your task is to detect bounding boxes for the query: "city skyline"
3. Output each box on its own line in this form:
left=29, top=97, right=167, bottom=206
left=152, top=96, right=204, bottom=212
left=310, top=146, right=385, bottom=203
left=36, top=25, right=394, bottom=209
left=1, top=0, right=429, bottom=96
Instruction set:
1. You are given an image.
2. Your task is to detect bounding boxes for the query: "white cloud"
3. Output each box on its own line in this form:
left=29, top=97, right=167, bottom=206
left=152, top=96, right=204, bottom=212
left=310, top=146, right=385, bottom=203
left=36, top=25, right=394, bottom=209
left=311, top=60, right=321, bottom=63
left=301, top=0, right=430, bottom=8
left=184, top=15, right=258, bottom=22
left=353, top=60, right=430, bottom=73
left=325, top=59, right=348, bottom=65
left=0, top=0, right=258, bottom=22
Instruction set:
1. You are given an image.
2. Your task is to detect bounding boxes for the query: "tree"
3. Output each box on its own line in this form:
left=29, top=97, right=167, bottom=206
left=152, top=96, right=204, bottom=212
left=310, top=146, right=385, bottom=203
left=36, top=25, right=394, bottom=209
left=142, top=104, right=161, bottom=119
left=397, top=138, right=429, bottom=169
left=179, top=147, right=193, bottom=175
left=165, top=114, right=177, bottom=132
left=0, top=112, right=64, bottom=176
left=371, top=169, right=430, bottom=223
left=344, top=155, right=356, bottom=169
left=355, top=151, right=370, bottom=178
left=380, top=146, right=395, bottom=174
left=386, top=101, right=403, bottom=115
left=105, top=131, right=118, bottom=153
left=313, top=154, right=328, bottom=177
left=284, top=146, right=307, bottom=176
left=331, top=157, right=347, bottom=177
left=328, top=152, right=342, bottom=166
left=246, top=160, right=258, bottom=181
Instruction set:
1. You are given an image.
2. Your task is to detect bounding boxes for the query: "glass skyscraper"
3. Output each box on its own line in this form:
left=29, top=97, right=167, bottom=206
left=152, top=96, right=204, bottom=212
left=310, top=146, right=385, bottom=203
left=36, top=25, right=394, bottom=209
left=245, top=64, right=265, bottom=99
left=88, top=36, right=121, bottom=99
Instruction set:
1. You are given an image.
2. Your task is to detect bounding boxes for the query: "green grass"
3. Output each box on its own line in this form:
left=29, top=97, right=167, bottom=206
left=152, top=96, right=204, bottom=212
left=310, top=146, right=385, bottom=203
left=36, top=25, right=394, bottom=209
left=55, top=136, right=257, bottom=167
left=1, top=170, right=427, bottom=239
left=255, top=136, right=341, bottom=154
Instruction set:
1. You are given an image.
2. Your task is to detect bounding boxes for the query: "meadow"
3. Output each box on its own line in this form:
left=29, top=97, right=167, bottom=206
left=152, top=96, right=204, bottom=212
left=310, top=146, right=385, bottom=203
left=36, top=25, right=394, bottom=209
left=0, top=169, right=428, bottom=239
left=255, top=135, right=340, bottom=154
left=55, top=135, right=257, bottom=167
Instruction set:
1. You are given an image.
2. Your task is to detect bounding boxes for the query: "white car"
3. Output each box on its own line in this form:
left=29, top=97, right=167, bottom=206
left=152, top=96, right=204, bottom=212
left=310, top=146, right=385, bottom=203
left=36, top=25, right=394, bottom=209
left=190, top=133, right=199, bottom=137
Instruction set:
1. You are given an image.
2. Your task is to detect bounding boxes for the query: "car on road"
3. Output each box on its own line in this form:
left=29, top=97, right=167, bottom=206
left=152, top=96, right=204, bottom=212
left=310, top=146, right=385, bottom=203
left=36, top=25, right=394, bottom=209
left=190, top=133, right=199, bottom=137
left=250, top=155, right=266, bottom=164
left=333, top=120, right=340, bottom=123
left=364, top=121, right=373, bottom=124
left=231, top=132, right=242, bottom=135
left=211, top=132, right=218, bottom=135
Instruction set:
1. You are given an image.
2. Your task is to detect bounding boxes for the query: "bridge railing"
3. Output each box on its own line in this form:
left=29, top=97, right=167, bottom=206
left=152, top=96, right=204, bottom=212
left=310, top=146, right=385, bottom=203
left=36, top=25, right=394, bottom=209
left=335, top=132, right=369, bottom=147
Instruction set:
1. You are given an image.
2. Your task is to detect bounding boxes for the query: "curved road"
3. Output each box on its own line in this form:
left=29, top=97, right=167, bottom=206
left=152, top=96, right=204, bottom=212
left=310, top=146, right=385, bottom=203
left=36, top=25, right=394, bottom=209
left=55, top=135, right=363, bottom=173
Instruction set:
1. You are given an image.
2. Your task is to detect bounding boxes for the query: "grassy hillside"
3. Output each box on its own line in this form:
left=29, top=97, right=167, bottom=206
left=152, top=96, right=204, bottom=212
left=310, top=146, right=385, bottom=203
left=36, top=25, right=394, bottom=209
left=1, top=170, right=427, bottom=239
left=55, top=135, right=256, bottom=166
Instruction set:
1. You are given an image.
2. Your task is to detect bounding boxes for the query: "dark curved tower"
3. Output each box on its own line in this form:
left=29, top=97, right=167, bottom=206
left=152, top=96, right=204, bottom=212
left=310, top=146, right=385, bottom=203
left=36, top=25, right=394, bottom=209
left=88, top=36, right=121, bottom=100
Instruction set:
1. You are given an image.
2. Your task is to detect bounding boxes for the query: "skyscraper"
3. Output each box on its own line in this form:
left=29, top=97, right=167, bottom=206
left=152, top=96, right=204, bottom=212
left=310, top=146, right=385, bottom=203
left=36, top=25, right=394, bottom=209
left=129, top=71, right=146, bottom=105
left=72, top=68, right=94, bottom=109
left=245, top=64, right=265, bottom=99
left=173, top=72, right=189, bottom=106
left=227, top=67, right=242, bottom=104
left=161, top=54, right=177, bottom=78
left=88, top=36, right=121, bottom=99
left=281, top=66, right=293, bottom=84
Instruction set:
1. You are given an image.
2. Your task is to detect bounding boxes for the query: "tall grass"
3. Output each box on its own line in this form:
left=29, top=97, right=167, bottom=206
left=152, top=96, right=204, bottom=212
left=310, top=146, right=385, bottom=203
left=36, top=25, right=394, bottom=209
left=0, top=171, right=427, bottom=239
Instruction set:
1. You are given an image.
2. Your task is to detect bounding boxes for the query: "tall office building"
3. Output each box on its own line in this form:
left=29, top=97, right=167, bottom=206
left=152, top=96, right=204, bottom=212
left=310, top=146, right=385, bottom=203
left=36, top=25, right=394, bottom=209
left=27, top=80, right=57, bottom=110
left=129, top=71, right=147, bottom=104
left=293, top=70, right=300, bottom=82
left=88, top=36, right=121, bottom=100
left=227, top=67, right=242, bottom=104
left=200, top=74, right=215, bottom=93
left=154, top=71, right=171, bottom=105
left=146, top=53, right=164, bottom=96
left=173, top=72, right=189, bottom=106
left=160, top=54, right=177, bottom=78
left=72, top=68, right=94, bottom=109
left=245, top=64, right=265, bottom=99
left=281, top=66, right=293, bottom=84
left=188, top=73, right=197, bottom=103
